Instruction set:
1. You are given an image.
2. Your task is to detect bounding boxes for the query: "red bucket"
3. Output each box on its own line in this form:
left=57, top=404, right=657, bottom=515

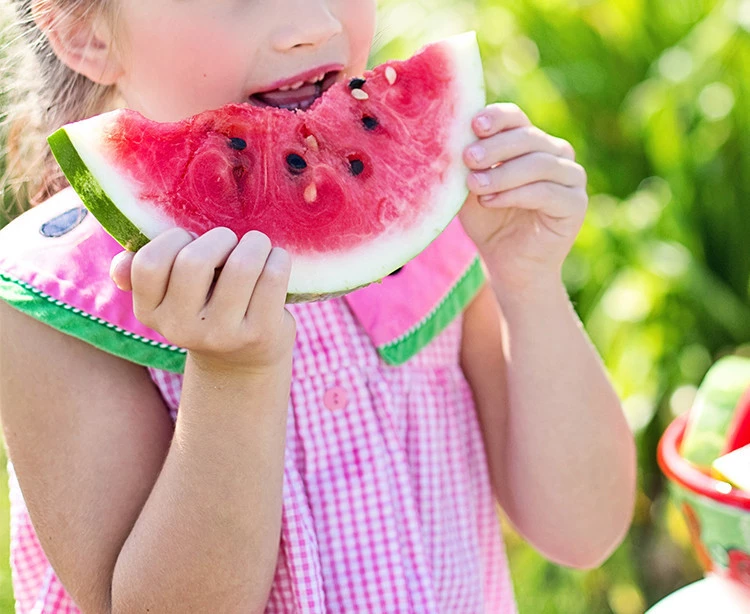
left=658, top=414, right=750, bottom=588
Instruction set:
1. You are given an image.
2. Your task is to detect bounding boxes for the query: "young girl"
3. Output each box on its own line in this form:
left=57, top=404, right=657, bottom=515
left=0, top=0, right=636, bottom=612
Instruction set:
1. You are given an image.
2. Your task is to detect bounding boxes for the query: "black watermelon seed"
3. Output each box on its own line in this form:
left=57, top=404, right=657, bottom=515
left=362, top=116, right=379, bottom=131
left=286, top=153, right=308, bottom=174
left=348, top=78, right=366, bottom=90
left=389, top=267, right=404, bottom=277
left=229, top=137, right=247, bottom=150
left=350, top=159, right=365, bottom=176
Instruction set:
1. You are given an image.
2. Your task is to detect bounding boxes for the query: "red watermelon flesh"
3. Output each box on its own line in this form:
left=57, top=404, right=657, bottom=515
left=48, top=33, right=485, bottom=300
left=724, top=387, right=750, bottom=454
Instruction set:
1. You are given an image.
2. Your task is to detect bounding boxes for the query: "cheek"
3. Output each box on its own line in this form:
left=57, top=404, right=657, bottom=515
left=340, top=0, right=377, bottom=72
left=118, top=14, right=249, bottom=120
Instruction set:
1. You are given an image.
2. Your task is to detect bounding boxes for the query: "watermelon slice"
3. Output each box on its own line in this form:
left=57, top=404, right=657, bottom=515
left=48, top=33, right=485, bottom=302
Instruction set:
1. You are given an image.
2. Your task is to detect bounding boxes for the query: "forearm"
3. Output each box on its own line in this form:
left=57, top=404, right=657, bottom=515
left=112, top=354, right=291, bottom=613
left=493, top=276, right=636, bottom=567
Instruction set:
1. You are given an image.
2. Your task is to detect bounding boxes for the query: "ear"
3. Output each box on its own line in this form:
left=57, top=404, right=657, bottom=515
left=31, top=0, right=122, bottom=85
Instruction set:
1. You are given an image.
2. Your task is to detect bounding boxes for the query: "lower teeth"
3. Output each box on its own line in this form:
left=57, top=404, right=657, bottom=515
left=280, top=98, right=314, bottom=111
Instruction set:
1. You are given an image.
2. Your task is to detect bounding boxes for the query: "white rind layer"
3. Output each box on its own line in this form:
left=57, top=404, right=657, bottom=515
left=65, top=112, right=179, bottom=239
left=63, top=32, right=486, bottom=297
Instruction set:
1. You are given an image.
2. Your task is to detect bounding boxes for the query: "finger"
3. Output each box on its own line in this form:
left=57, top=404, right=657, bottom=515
left=110, top=251, right=135, bottom=292
left=244, top=247, right=292, bottom=329
left=468, top=153, right=586, bottom=195
left=160, top=227, right=239, bottom=318
left=131, top=228, right=194, bottom=316
left=473, top=103, right=531, bottom=138
left=205, top=231, right=273, bottom=324
left=464, top=126, right=576, bottom=170
left=479, top=182, right=588, bottom=219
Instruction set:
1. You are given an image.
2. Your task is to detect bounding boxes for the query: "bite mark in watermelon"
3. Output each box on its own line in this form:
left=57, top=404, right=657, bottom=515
left=48, top=33, right=485, bottom=301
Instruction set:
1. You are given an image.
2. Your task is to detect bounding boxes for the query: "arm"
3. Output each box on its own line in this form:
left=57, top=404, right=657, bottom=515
left=458, top=103, right=636, bottom=568
left=113, top=352, right=291, bottom=613
left=461, top=283, right=635, bottom=568
left=0, top=229, right=295, bottom=613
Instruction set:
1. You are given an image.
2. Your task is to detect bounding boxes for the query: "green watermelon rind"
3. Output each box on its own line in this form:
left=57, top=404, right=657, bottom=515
left=48, top=128, right=150, bottom=252
left=681, top=356, right=750, bottom=467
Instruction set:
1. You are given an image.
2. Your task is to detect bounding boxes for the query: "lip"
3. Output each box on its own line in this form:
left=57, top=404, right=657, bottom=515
left=256, top=63, right=345, bottom=95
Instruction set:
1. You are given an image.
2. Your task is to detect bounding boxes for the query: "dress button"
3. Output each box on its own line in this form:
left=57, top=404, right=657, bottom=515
left=324, top=387, right=349, bottom=411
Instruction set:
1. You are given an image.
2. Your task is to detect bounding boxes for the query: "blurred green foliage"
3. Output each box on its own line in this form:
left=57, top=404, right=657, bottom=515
left=3, top=0, right=750, bottom=612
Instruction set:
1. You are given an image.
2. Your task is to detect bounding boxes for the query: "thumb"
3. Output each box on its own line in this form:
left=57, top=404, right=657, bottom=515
left=459, top=192, right=499, bottom=247
left=109, top=251, right=135, bottom=292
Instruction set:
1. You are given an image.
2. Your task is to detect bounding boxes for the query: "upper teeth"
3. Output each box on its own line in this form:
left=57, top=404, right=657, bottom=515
left=276, top=73, right=326, bottom=92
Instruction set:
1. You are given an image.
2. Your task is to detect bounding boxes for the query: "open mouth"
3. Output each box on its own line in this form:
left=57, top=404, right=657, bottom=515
left=250, top=71, right=340, bottom=111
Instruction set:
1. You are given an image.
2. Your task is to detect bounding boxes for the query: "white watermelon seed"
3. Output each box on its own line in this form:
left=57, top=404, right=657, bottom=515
left=351, top=89, right=369, bottom=101
left=385, top=66, right=397, bottom=85
left=304, top=183, right=318, bottom=203
left=305, top=135, right=319, bottom=151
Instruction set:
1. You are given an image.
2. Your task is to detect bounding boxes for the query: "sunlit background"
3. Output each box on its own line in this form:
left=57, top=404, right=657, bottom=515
left=4, top=0, right=750, bottom=611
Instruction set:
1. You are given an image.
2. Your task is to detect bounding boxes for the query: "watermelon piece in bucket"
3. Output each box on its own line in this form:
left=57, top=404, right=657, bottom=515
left=48, top=33, right=486, bottom=302
left=712, top=444, right=750, bottom=491
left=724, top=387, right=750, bottom=454
left=680, top=357, right=750, bottom=469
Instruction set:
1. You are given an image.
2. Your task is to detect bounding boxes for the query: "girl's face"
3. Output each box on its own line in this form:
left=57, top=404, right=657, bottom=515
left=113, top=0, right=377, bottom=122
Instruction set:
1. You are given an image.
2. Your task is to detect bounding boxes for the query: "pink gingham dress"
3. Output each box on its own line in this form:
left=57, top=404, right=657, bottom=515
left=0, top=194, right=517, bottom=613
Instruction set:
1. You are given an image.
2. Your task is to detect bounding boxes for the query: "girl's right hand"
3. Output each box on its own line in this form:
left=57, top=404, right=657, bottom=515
left=110, top=227, right=296, bottom=374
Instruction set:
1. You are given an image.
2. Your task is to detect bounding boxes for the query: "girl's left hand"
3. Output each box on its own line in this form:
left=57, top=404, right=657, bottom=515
left=459, top=103, right=588, bottom=293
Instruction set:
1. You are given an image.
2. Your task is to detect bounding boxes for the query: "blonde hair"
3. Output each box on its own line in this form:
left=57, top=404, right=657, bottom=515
left=1, top=0, right=116, bottom=219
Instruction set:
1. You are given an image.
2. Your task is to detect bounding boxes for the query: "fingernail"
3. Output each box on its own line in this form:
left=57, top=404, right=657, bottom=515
left=473, top=172, right=490, bottom=187
left=476, top=115, right=491, bottom=132
left=109, top=251, right=128, bottom=275
left=109, top=252, right=129, bottom=288
left=468, top=145, right=485, bottom=163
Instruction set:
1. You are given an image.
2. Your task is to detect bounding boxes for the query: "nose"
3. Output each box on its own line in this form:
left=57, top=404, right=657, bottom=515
left=271, top=1, right=343, bottom=50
